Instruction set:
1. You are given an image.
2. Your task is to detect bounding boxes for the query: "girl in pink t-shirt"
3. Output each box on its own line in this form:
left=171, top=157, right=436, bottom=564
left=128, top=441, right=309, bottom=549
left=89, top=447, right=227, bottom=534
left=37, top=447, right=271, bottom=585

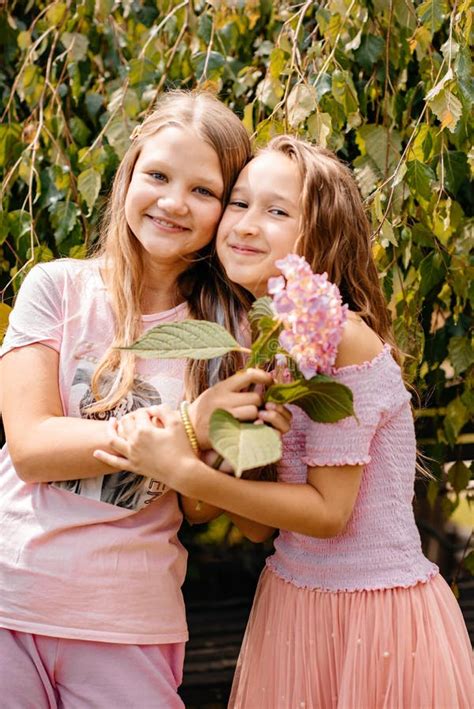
left=96, top=137, right=473, bottom=707
left=0, top=91, right=291, bottom=707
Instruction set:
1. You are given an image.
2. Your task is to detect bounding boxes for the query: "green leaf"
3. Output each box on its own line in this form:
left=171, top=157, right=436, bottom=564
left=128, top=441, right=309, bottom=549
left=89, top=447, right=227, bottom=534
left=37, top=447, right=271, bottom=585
left=78, top=168, right=101, bottom=212
left=197, top=13, right=213, bottom=43
left=192, top=51, right=225, bottom=79
left=455, top=46, right=474, bottom=107
left=440, top=151, right=469, bottom=195
left=443, top=397, right=469, bottom=446
left=417, top=0, right=448, bottom=35
left=447, top=460, right=471, bottom=494
left=128, top=58, right=156, bottom=86
left=248, top=296, right=276, bottom=342
left=269, top=47, right=286, bottom=79
left=104, top=115, right=133, bottom=159
left=419, top=252, right=445, bottom=297
left=405, top=160, right=436, bottom=201
left=256, top=76, right=284, bottom=110
left=448, top=336, right=474, bottom=375
left=428, top=89, right=462, bottom=133
left=70, top=116, right=91, bottom=146
left=85, top=92, right=104, bottom=120
left=125, top=320, right=243, bottom=359
left=314, top=73, right=332, bottom=102
left=307, top=112, right=332, bottom=148
left=287, top=84, right=317, bottom=127
left=265, top=376, right=355, bottom=423
left=209, top=409, right=282, bottom=477
left=46, top=2, right=67, bottom=26
left=247, top=316, right=282, bottom=368
left=354, top=34, right=385, bottom=72
left=357, top=125, right=402, bottom=175
left=61, top=32, right=89, bottom=62
left=8, top=210, right=31, bottom=257
left=332, top=70, right=358, bottom=114
left=0, top=123, right=22, bottom=168
left=248, top=296, right=274, bottom=332
left=393, top=0, right=417, bottom=31
left=48, top=201, right=80, bottom=244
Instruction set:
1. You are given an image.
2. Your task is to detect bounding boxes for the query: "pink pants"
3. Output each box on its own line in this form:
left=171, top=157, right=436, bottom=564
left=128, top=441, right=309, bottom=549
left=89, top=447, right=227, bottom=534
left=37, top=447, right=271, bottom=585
left=0, top=629, right=185, bottom=708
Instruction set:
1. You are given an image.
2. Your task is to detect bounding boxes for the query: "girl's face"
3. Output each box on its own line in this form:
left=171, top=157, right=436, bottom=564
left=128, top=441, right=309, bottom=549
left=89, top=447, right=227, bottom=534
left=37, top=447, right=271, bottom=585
left=216, top=151, right=302, bottom=297
left=125, top=125, right=224, bottom=269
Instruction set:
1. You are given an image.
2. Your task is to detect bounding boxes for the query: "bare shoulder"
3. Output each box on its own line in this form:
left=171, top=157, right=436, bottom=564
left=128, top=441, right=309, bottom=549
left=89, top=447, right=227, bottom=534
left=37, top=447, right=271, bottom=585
left=334, top=313, right=385, bottom=369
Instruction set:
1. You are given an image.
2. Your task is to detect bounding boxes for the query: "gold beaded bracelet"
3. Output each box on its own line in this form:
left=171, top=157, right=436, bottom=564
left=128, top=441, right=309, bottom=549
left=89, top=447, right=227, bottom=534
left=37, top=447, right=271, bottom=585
left=179, top=401, right=200, bottom=456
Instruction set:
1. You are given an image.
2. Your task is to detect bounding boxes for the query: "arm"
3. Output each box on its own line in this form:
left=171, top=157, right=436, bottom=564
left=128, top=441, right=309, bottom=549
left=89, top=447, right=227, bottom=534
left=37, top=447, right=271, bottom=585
left=95, top=410, right=362, bottom=537
left=3, top=346, right=278, bottom=484
left=154, top=372, right=290, bottom=541
left=94, top=320, right=384, bottom=538
left=2, top=344, right=122, bottom=483
left=180, top=449, right=275, bottom=542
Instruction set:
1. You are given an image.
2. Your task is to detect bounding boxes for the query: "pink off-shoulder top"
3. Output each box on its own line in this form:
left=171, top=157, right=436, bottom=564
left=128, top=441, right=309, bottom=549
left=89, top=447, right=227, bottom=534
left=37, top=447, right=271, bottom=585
left=267, top=346, right=438, bottom=592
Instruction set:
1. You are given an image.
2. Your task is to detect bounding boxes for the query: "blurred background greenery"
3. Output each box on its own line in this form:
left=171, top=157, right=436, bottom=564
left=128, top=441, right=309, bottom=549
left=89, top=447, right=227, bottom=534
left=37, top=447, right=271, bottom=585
left=0, top=0, right=472, bottom=702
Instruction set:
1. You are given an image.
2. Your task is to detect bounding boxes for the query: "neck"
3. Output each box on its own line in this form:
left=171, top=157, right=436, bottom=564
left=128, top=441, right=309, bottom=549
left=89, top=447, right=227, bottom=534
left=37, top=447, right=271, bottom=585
left=140, top=261, right=187, bottom=314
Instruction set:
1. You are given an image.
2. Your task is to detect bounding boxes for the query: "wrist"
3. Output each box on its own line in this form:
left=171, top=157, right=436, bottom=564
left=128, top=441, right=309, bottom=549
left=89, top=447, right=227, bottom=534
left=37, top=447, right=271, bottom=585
left=179, top=456, right=208, bottom=498
left=179, top=401, right=200, bottom=456
left=187, top=399, right=210, bottom=449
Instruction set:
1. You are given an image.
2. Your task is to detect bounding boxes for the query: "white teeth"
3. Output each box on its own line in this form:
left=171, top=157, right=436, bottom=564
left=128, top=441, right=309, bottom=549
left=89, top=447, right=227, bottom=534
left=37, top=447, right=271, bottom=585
left=154, top=217, right=182, bottom=228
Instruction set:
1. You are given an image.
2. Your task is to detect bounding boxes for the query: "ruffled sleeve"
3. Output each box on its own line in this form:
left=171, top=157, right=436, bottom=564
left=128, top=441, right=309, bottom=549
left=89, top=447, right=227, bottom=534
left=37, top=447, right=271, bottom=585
left=302, top=345, right=411, bottom=468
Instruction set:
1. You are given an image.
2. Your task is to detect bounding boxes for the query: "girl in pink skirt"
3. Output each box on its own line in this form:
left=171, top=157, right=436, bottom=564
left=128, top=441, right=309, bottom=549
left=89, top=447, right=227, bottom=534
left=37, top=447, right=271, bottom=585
left=95, top=136, right=473, bottom=708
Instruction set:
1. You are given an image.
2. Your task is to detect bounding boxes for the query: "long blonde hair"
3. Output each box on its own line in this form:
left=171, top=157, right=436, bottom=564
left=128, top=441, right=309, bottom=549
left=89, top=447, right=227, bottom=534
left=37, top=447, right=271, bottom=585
left=263, top=135, right=398, bottom=357
left=90, top=90, right=252, bottom=412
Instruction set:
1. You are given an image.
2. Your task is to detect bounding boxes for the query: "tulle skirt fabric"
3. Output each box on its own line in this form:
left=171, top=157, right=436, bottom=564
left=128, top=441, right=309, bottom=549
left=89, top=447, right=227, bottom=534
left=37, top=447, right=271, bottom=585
left=229, top=568, right=473, bottom=709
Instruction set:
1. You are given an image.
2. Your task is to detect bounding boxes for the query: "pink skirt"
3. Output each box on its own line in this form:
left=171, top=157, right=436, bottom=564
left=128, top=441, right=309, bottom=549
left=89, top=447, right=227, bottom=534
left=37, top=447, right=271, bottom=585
left=229, top=568, right=473, bottom=708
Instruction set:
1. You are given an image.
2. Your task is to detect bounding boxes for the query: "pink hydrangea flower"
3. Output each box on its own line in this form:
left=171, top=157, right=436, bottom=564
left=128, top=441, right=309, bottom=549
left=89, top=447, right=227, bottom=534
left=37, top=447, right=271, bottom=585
left=269, top=254, right=348, bottom=378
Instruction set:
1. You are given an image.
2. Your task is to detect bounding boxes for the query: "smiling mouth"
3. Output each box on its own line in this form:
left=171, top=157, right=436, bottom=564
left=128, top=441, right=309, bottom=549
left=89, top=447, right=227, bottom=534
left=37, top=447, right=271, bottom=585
left=229, top=243, right=264, bottom=255
left=148, top=216, right=190, bottom=231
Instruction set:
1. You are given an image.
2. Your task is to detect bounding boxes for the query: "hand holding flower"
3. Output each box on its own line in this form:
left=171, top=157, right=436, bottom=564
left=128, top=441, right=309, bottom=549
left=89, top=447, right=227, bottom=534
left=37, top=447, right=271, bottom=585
left=121, top=256, right=355, bottom=476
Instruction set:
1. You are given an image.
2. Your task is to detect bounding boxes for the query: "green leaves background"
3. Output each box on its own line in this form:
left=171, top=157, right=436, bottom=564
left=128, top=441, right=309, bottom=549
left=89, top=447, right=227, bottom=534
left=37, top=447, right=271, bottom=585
left=0, top=1, right=472, bottom=523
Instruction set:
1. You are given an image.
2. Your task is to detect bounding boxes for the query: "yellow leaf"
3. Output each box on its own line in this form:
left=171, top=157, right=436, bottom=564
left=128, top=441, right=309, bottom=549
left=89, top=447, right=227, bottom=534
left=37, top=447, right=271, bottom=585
left=242, top=103, right=254, bottom=134
left=0, top=303, right=12, bottom=342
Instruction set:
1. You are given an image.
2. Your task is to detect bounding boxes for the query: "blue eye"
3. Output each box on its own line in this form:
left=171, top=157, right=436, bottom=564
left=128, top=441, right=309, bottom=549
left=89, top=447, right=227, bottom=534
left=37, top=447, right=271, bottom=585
left=195, top=186, right=214, bottom=197
left=150, top=172, right=166, bottom=182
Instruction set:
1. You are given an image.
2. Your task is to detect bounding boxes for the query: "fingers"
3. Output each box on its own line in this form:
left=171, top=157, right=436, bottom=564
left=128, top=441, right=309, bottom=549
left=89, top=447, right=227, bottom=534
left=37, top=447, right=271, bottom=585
left=257, top=403, right=292, bottom=434
left=145, top=404, right=173, bottom=419
left=116, top=405, right=173, bottom=437
left=231, top=404, right=260, bottom=421
left=93, top=449, right=131, bottom=470
left=225, top=368, right=273, bottom=392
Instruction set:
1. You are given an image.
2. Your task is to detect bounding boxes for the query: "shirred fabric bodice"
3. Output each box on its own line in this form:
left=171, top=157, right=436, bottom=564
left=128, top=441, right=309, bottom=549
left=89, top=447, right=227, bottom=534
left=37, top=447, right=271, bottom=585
left=267, top=346, right=438, bottom=592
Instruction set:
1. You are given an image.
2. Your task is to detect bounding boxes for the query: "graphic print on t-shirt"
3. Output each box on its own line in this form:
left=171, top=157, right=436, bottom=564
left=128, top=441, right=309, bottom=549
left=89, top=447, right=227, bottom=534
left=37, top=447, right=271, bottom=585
left=52, top=362, right=169, bottom=510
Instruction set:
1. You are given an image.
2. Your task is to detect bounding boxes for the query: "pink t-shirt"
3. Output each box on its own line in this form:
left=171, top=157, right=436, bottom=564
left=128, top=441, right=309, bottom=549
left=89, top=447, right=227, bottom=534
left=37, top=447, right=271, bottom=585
left=0, top=258, right=189, bottom=644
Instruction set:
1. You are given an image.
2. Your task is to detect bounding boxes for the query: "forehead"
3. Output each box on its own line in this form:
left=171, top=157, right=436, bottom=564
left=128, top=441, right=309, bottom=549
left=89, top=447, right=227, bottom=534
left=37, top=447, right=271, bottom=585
left=135, top=125, right=222, bottom=175
left=234, top=151, right=301, bottom=195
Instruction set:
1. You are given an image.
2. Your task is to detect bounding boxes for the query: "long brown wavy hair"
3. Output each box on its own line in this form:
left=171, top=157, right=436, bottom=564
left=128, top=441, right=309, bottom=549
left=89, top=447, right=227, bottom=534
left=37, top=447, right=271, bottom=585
left=263, top=135, right=399, bottom=359
left=89, top=90, right=252, bottom=412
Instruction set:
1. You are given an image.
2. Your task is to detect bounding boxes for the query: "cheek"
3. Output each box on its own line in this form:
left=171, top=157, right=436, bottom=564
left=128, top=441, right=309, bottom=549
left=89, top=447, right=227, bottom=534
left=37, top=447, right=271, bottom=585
left=124, top=180, right=145, bottom=225
left=207, top=202, right=223, bottom=230
left=274, top=229, right=300, bottom=260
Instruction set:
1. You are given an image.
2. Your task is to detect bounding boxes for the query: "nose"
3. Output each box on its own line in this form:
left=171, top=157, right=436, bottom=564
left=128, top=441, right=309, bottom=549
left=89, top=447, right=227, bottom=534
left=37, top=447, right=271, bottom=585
left=157, top=192, right=189, bottom=217
left=233, top=212, right=260, bottom=238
